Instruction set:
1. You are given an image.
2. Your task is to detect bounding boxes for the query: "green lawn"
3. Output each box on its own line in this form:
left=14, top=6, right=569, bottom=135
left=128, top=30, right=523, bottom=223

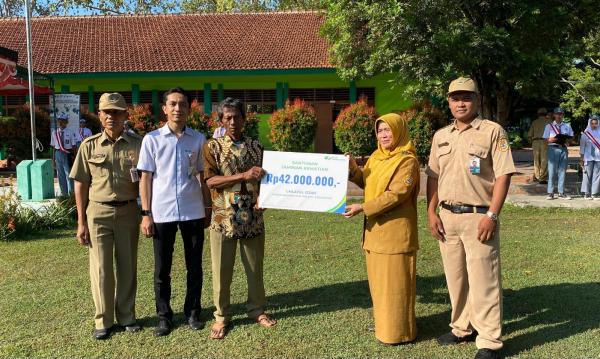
left=0, top=203, right=599, bottom=358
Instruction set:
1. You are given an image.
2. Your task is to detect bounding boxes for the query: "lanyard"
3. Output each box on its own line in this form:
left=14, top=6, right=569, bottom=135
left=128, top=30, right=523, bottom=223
left=550, top=123, right=561, bottom=135
left=54, top=129, right=68, bottom=153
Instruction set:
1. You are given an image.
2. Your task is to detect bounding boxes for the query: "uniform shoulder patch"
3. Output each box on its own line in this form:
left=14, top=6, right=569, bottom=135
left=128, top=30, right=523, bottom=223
left=497, top=137, right=510, bottom=152
left=405, top=177, right=414, bottom=186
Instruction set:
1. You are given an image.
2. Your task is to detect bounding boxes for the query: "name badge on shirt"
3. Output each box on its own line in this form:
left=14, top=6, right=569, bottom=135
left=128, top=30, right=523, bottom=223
left=469, top=156, right=481, bottom=174
left=128, top=151, right=140, bottom=182
left=187, top=151, right=197, bottom=179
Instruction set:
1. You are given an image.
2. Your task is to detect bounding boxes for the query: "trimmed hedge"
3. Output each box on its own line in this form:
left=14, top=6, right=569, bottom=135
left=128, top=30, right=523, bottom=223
left=268, top=99, right=317, bottom=152
left=333, top=99, right=378, bottom=156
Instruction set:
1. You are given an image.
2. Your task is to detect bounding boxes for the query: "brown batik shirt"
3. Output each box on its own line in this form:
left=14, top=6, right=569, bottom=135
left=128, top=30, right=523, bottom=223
left=203, top=136, right=264, bottom=239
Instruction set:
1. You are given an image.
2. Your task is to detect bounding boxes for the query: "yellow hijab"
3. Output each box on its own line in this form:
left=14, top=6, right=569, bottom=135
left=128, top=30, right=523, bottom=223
left=364, top=113, right=417, bottom=201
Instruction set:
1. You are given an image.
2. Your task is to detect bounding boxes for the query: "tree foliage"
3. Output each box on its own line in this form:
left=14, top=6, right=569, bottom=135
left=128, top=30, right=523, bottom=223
left=562, top=30, right=600, bottom=118
left=322, top=0, right=600, bottom=125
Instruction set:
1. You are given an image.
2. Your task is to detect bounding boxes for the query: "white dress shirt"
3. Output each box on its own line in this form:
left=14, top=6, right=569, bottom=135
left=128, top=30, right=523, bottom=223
left=137, top=124, right=206, bottom=223
left=580, top=131, right=600, bottom=162
left=543, top=121, right=574, bottom=146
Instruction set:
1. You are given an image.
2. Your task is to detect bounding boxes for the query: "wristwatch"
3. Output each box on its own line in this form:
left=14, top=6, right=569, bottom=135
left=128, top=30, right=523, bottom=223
left=486, top=211, right=498, bottom=222
left=140, top=210, right=152, bottom=217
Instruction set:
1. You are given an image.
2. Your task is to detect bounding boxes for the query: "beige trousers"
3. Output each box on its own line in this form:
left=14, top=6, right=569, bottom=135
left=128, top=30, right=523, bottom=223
left=87, top=201, right=140, bottom=330
left=210, top=230, right=266, bottom=323
left=365, top=250, right=417, bottom=344
left=439, top=209, right=503, bottom=350
left=532, top=139, right=548, bottom=181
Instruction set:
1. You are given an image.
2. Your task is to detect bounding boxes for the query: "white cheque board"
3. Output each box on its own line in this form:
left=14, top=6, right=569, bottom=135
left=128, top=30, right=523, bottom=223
left=258, top=151, right=348, bottom=213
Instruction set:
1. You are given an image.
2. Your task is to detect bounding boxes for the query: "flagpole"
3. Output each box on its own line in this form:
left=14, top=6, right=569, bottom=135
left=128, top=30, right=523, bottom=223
left=24, top=0, right=37, bottom=161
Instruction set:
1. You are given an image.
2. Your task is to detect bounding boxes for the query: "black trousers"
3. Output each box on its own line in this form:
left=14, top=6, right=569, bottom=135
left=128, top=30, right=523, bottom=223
left=153, top=218, right=204, bottom=321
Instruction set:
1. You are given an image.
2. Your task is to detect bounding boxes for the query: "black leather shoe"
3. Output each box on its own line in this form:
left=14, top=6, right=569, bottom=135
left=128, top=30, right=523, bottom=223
left=437, top=330, right=478, bottom=346
left=92, top=327, right=112, bottom=340
left=188, top=312, right=204, bottom=330
left=123, top=322, right=143, bottom=333
left=154, top=319, right=172, bottom=337
left=474, top=348, right=501, bottom=359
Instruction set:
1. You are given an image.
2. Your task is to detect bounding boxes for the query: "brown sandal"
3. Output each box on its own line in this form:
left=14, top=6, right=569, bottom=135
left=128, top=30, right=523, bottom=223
left=256, top=313, right=277, bottom=328
left=209, top=321, right=229, bottom=340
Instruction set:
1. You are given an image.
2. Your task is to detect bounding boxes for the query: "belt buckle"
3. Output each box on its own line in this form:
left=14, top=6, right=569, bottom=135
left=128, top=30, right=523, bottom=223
left=451, top=206, right=462, bottom=214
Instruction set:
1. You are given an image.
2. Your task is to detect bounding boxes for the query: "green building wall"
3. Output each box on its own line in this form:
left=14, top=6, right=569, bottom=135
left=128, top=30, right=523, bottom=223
left=48, top=69, right=412, bottom=115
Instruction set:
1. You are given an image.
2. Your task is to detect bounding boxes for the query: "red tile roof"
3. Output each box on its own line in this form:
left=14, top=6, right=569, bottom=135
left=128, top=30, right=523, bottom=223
left=0, top=11, right=332, bottom=74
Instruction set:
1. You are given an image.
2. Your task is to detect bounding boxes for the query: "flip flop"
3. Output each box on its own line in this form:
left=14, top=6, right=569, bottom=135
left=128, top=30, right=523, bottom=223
left=209, top=321, right=229, bottom=340
left=255, top=313, right=277, bottom=328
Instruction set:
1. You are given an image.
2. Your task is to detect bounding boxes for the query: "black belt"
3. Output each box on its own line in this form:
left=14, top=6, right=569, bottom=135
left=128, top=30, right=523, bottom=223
left=441, top=202, right=488, bottom=214
left=95, top=199, right=136, bottom=207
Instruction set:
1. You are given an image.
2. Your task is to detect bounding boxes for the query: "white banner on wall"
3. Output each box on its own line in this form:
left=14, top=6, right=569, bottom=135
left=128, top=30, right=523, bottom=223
left=50, top=94, right=80, bottom=132
left=258, top=151, right=349, bottom=214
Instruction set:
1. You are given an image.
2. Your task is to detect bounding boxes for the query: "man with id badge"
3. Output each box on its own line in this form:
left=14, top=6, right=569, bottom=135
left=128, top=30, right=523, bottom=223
left=70, top=92, right=143, bottom=340
left=138, top=87, right=211, bottom=337
left=426, top=77, right=516, bottom=359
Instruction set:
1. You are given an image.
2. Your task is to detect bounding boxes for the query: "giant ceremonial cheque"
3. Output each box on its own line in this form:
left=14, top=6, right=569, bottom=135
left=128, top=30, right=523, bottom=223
left=258, top=151, right=349, bottom=214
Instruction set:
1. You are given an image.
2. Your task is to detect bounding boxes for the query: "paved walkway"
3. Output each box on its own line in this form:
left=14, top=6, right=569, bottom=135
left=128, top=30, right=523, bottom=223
left=347, top=147, right=600, bottom=209
left=3, top=147, right=600, bottom=210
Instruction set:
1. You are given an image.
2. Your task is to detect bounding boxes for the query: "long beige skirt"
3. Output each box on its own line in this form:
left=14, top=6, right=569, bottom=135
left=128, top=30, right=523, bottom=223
left=365, top=250, right=417, bottom=344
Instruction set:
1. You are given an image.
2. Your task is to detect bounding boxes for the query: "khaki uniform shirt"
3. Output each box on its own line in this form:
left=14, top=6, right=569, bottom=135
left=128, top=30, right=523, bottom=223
left=203, top=136, right=264, bottom=239
left=426, top=118, right=516, bottom=207
left=528, top=116, right=550, bottom=141
left=70, top=131, right=143, bottom=202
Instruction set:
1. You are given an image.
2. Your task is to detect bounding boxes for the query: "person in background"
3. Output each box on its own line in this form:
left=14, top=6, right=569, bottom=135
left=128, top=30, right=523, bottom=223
left=76, top=118, right=93, bottom=147
left=50, top=114, right=76, bottom=196
left=212, top=121, right=226, bottom=139
left=344, top=113, right=420, bottom=346
left=543, top=107, right=574, bottom=200
left=580, top=114, right=600, bottom=200
left=527, top=108, right=550, bottom=184
left=124, top=120, right=137, bottom=136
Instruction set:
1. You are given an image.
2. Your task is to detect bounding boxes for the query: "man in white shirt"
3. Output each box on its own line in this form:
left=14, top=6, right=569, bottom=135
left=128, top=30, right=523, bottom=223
left=543, top=107, right=574, bottom=200
left=76, top=118, right=93, bottom=146
left=138, top=87, right=211, bottom=337
left=50, top=114, right=76, bottom=196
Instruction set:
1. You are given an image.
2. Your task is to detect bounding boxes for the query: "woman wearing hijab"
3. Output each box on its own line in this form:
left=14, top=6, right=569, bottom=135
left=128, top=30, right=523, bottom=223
left=344, top=113, right=420, bottom=345
left=580, top=114, right=600, bottom=199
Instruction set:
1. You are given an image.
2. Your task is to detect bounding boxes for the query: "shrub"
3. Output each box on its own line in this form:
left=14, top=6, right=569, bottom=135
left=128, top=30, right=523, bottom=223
left=397, top=101, right=445, bottom=165
left=268, top=99, right=317, bottom=152
left=127, top=104, right=157, bottom=136
left=333, top=99, right=378, bottom=156
left=0, top=182, right=76, bottom=241
left=187, top=100, right=216, bottom=138
left=244, top=112, right=260, bottom=140
left=0, top=106, right=51, bottom=162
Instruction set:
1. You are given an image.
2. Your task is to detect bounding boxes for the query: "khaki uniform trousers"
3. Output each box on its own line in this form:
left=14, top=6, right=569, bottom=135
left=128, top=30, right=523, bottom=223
left=439, top=209, right=503, bottom=350
left=365, top=250, right=417, bottom=344
left=210, top=230, right=266, bottom=323
left=87, top=201, right=140, bottom=330
left=532, top=139, right=548, bottom=181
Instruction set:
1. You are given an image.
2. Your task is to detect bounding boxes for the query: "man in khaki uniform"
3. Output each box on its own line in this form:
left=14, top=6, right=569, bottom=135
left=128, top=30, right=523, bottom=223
left=426, top=77, right=516, bottom=359
left=70, top=93, right=143, bottom=340
left=528, top=108, right=550, bottom=183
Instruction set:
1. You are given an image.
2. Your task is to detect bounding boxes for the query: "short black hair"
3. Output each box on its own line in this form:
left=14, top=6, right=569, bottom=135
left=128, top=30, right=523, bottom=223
left=217, top=97, right=246, bottom=120
left=162, top=87, right=191, bottom=106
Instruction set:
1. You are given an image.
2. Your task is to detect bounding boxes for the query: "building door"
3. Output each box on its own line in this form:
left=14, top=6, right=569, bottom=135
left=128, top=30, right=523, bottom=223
left=313, top=101, right=334, bottom=153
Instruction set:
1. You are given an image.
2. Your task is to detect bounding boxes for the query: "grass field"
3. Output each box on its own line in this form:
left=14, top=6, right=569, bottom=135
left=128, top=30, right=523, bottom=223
left=0, top=202, right=599, bottom=358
